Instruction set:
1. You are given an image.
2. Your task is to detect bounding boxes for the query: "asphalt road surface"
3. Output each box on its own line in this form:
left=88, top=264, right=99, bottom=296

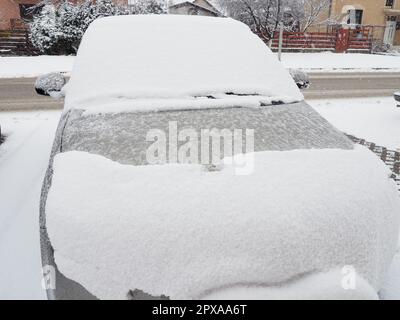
left=304, top=72, right=400, bottom=99
left=1, top=73, right=400, bottom=111
left=0, top=78, right=63, bottom=111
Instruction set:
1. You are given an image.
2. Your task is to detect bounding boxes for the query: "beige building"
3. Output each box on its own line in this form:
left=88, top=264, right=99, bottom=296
left=327, top=0, right=400, bottom=45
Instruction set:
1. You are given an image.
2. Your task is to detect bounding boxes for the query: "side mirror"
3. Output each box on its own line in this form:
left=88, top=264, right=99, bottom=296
left=394, top=92, right=400, bottom=108
left=35, top=72, right=66, bottom=98
left=289, top=69, right=310, bottom=90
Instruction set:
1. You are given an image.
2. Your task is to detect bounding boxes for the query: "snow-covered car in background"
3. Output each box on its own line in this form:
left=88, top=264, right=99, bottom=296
left=40, top=15, right=400, bottom=300
left=289, top=68, right=310, bottom=89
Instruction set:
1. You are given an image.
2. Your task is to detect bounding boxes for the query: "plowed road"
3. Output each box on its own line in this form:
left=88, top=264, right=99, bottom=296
left=1, top=73, right=400, bottom=110
left=0, top=78, right=63, bottom=111
left=304, top=72, right=400, bottom=99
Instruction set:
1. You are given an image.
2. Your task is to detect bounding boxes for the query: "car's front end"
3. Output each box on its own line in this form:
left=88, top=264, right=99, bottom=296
left=40, top=15, right=400, bottom=300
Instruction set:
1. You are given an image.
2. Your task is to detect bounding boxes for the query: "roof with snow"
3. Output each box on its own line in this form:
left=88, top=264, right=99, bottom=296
left=65, top=15, right=303, bottom=112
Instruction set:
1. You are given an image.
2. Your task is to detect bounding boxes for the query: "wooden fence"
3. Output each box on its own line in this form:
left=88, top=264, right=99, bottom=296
left=271, top=31, right=337, bottom=51
left=10, top=18, right=28, bottom=30
left=270, top=27, right=373, bottom=53
left=0, top=29, right=38, bottom=56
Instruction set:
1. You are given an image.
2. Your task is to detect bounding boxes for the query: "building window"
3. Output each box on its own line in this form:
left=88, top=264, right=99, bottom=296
left=347, top=9, right=363, bottom=25
left=386, top=0, right=395, bottom=8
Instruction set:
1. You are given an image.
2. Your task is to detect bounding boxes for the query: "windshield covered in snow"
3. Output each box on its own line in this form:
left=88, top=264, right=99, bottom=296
left=64, top=15, right=303, bottom=113
left=61, top=102, right=353, bottom=166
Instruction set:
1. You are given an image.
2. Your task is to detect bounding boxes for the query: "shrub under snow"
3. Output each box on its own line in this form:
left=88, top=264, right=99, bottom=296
left=29, top=0, right=166, bottom=55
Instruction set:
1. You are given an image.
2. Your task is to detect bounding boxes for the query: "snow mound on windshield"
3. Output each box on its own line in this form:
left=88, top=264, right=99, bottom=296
left=64, top=15, right=302, bottom=112
left=46, top=146, right=400, bottom=299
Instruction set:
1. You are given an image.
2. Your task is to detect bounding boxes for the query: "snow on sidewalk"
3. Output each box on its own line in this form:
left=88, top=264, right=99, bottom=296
left=310, top=97, right=400, bottom=150
left=2, top=52, right=400, bottom=79
left=0, top=110, right=61, bottom=299
left=281, top=52, right=400, bottom=72
left=0, top=56, right=74, bottom=78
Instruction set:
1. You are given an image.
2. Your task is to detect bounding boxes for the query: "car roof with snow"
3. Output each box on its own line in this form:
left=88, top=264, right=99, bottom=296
left=64, top=15, right=303, bottom=113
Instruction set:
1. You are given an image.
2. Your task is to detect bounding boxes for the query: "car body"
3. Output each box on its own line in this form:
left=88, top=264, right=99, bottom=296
left=40, top=15, right=400, bottom=300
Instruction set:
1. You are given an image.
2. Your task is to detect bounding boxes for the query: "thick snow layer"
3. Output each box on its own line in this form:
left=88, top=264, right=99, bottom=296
left=0, top=110, right=61, bottom=299
left=202, top=269, right=378, bottom=300
left=310, top=97, right=400, bottom=150
left=0, top=56, right=74, bottom=78
left=64, top=15, right=302, bottom=112
left=281, top=52, right=400, bottom=72
left=46, top=146, right=400, bottom=300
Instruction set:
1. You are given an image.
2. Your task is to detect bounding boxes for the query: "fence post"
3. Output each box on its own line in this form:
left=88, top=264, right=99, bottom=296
left=278, top=22, right=284, bottom=61
left=335, top=28, right=350, bottom=53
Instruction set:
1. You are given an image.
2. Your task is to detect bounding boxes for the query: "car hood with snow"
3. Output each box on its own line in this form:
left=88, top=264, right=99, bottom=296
left=46, top=146, right=400, bottom=299
left=64, top=15, right=303, bottom=113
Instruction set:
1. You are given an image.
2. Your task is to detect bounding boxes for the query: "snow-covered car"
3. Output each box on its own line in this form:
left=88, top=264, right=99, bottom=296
left=40, top=15, right=400, bottom=300
left=289, top=68, right=310, bottom=89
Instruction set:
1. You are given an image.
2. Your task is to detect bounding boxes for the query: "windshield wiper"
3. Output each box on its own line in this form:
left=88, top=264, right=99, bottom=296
left=193, top=95, right=217, bottom=99
left=225, top=92, right=261, bottom=97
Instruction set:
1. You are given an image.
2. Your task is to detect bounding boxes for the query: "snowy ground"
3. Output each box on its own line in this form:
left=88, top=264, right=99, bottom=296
left=2, top=53, right=400, bottom=78
left=0, top=98, right=399, bottom=299
left=281, top=52, right=400, bottom=72
left=310, top=97, right=400, bottom=150
left=0, top=110, right=61, bottom=299
left=0, top=56, right=74, bottom=78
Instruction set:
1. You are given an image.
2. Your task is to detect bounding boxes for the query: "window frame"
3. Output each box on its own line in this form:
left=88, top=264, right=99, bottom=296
left=347, top=9, right=363, bottom=25
left=386, top=0, right=395, bottom=8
